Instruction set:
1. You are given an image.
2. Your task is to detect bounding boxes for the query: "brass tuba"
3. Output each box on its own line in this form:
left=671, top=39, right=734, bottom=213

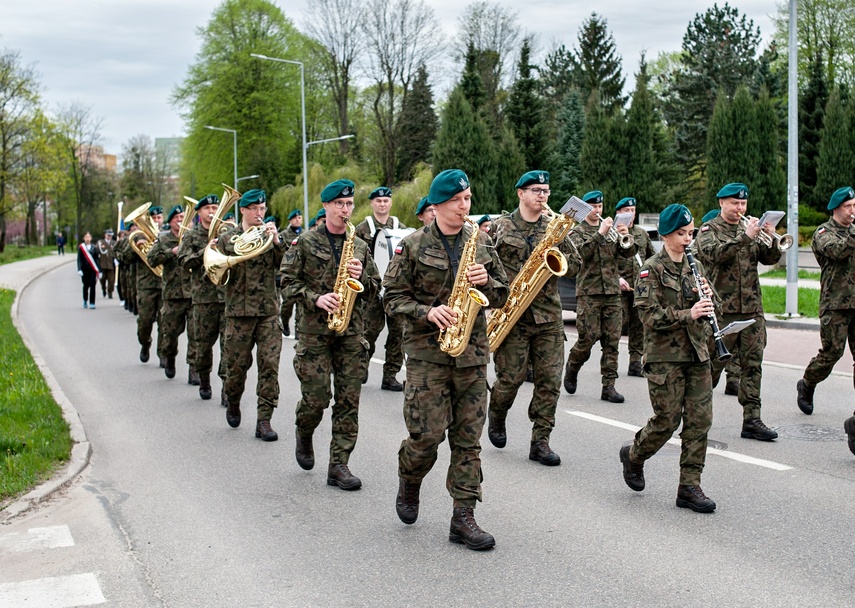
left=209, top=184, right=240, bottom=239
left=123, top=202, right=163, bottom=277
left=327, top=222, right=365, bottom=333
left=178, top=197, right=198, bottom=243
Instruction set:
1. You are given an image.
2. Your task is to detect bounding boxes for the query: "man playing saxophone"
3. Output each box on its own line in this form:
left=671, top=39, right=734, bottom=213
left=384, top=169, right=508, bottom=550
left=487, top=171, right=580, bottom=466
left=280, top=179, right=379, bottom=491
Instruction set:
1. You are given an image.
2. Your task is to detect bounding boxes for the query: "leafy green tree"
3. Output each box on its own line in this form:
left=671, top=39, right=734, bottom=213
left=395, top=65, right=438, bottom=182
left=816, top=88, right=855, bottom=201
left=549, top=89, right=585, bottom=204
left=505, top=38, right=550, bottom=169
left=571, top=13, right=626, bottom=112
left=799, top=54, right=830, bottom=210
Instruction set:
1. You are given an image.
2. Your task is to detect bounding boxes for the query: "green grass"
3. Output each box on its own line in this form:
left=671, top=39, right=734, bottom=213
left=760, top=268, right=821, bottom=281
left=0, top=289, right=72, bottom=506
left=0, top=245, right=55, bottom=266
left=762, top=285, right=820, bottom=318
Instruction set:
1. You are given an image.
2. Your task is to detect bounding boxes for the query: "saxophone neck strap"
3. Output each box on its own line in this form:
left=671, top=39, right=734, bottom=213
left=438, top=229, right=463, bottom=278
left=324, top=228, right=344, bottom=268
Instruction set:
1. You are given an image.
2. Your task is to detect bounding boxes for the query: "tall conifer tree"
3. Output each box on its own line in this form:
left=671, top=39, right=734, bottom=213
left=395, top=65, right=438, bottom=182
left=506, top=38, right=549, bottom=170
left=816, top=89, right=855, bottom=202
left=799, top=54, right=829, bottom=210
left=550, top=89, right=586, bottom=204
left=572, top=13, right=626, bottom=111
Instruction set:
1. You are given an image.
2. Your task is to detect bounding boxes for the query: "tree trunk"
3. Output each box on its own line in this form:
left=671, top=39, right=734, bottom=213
left=0, top=214, right=6, bottom=253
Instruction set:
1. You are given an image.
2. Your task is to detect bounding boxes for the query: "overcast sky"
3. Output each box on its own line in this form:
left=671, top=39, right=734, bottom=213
left=2, top=1, right=779, bottom=157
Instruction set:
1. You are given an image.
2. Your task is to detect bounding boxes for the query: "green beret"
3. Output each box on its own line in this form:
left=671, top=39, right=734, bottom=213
left=149, top=206, right=163, bottom=216
left=828, top=186, right=855, bottom=211
left=515, top=170, right=550, bottom=189
left=195, top=194, right=219, bottom=211
left=321, top=179, right=355, bottom=202
left=315, top=208, right=326, bottom=219
left=126, top=221, right=135, bottom=229
left=658, top=204, right=694, bottom=236
left=716, top=182, right=749, bottom=199
left=166, top=205, right=183, bottom=224
left=239, top=189, right=266, bottom=208
left=369, top=186, right=392, bottom=199
left=415, top=196, right=432, bottom=215
left=477, top=214, right=491, bottom=226
left=223, top=212, right=235, bottom=222
left=309, top=218, right=317, bottom=228
left=701, top=209, right=720, bottom=223
left=263, top=216, right=277, bottom=225
left=582, top=190, right=604, bottom=205
left=287, top=209, right=302, bottom=220
left=616, top=197, right=636, bottom=211
left=428, top=169, right=470, bottom=204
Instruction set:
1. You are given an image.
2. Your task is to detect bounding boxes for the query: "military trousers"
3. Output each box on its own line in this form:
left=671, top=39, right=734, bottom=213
left=99, top=268, right=115, bottom=297
left=364, top=296, right=405, bottom=378
left=711, top=313, right=765, bottom=419
left=630, top=361, right=713, bottom=486
left=136, top=287, right=162, bottom=350
left=621, top=292, right=643, bottom=364
left=192, top=301, right=226, bottom=379
left=160, top=298, right=193, bottom=364
left=565, top=294, right=622, bottom=386
left=293, top=332, right=367, bottom=464
left=490, top=319, right=565, bottom=443
left=804, top=308, right=855, bottom=389
left=222, top=315, right=281, bottom=421
left=398, top=358, right=487, bottom=508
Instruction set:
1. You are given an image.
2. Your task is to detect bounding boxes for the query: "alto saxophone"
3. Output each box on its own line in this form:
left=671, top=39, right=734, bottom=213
left=327, top=221, right=365, bottom=333
left=439, top=217, right=490, bottom=357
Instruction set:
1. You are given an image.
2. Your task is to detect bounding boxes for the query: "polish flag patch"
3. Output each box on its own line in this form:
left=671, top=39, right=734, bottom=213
left=639, top=269, right=649, bottom=279
left=291, top=238, right=299, bottom=245
left=701, top=225, right=710, bottom=232
left=817, top=228, right=826, bottom=235
left=395, top=245, right=404, bottom=255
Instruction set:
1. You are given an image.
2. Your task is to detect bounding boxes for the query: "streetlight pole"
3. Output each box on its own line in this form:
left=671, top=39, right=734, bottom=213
left=785, top=0, right=799, bottom=317
left=204, top=125, right=238, bottom=190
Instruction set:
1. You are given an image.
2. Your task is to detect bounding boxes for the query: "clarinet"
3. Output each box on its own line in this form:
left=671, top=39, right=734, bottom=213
left=685, top=248, right=731, bottom=362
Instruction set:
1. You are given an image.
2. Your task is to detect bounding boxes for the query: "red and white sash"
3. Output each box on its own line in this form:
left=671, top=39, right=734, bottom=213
left=79, top=243, right=100, bottom=276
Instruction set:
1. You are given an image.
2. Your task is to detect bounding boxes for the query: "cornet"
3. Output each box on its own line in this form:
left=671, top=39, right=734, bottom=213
left=739, top=215, right=793, bottom=252
left=595, top=213, right=634, bottom=249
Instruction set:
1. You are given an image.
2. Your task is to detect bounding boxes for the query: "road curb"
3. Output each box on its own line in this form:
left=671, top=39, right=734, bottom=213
left=1, top=257, right=91, bottom=523
left=765, top=317, right=820, bottom=332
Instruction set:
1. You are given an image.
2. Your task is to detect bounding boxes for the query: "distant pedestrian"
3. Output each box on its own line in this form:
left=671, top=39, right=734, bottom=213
left=57, top=232, right=66, bottom=256
left=77, top=232, right=100, bottom=309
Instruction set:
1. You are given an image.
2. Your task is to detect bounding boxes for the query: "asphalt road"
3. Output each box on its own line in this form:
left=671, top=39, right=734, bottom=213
left=2, top=263, right=855, bottom=607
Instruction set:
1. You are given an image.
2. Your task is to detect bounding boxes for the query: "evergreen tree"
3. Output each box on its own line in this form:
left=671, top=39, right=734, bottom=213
left=540, top=45, right=578, bottom=116
left=623, top=57, right=662, bottom=212
left=579, top=91, right=620, bottom=199
left=706, top=87, right=759, bottom=209
left=460, top=43, right=486, bottom=115
left=705, top=93, right=733, bottom=209
left=493, top=126, right=527, bottom=211
left=506, top=38, right=550, bottom=170
left=753, top=88, right=787, bottom=215
left=799, top=53, right=830, bottom=210
left=549, top=89, right=586, bottom=204
left=395, top=65, right=438, bottom=182
left=816, top=88, right=855, bottom=202
left=572, top=13, right=627, bottom=112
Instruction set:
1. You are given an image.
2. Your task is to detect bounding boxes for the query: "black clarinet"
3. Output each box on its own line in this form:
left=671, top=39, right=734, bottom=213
left=685, top=248, right=731, bottom=362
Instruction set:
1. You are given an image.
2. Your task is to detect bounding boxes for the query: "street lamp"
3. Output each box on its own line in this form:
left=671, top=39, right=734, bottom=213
left=236, top=174, right=260, bottom=185
left=204, top=125, right=238, bottom=190
left=307, top=135, right=354, bottom=149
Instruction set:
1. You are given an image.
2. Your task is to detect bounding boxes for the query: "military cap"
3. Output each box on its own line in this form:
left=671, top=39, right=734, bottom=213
left=316, top=208, right=326, bottom=219
left=126, top=221, right=135, bottom=229
left=287, top=209, right=302, bottom=220
left=223, top=212, right=235, bottom=222
left=415, top=196, right=432, bottom=216
left=701, top=209, right=720, bottom=223
left=615, top=197, right=636, bottom=211
left=428, top=169, right=470, bottom=205
left=582, top=190, right=604, bottom=205
left=105, top=228, right=114, bottom=235
left=515, top=170, right=550, bottom=189
left=149, top=206, right=163, bottom=216
left=477, top=214, right=492, bottom=226
left=263, top=216, right=277, bottom=225
left=239, top=189, right=266, bottom=208
left=321, top=179, right=355, bottom=202
left=309, top=218, right=317, bottom=228
left=716, top=182, right=749, bottom=199
left=195, top=194, right=219, bottom=211
left=166, top=205, right=183, bottom=224
left=658, top=204, right=693, bottom=236
left=828, top=186, right=855, bottom=211
left=369, top=186, right=392, bottom=199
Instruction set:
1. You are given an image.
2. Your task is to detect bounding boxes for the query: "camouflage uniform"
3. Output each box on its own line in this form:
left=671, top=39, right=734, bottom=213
left=280, top=225, right=380, bottom=464
left=115, top=235, right=137, bottom=312
left=565, top=221, right=637, bottom=386
left=354, top=215, right=408, bottom=382
left=218, top=225, right=287, bottom=421
left=617, top=225, right=657, bottom=367
left=488, top=210, right=581, bottom=443
left=803, top=218, right=855, bottom=387
left=135, top=241, right=163, bottom=355
left=177, top=222, right=226, bottom=381
left=631, top=249, right=715, bottom=486
left=694, top=215, right=781, bottom=419
left=384, top=222, right=509, bottom=507
left=277, top=224, right=302, bottom=334
left=148, top=231, right=194, bottom=367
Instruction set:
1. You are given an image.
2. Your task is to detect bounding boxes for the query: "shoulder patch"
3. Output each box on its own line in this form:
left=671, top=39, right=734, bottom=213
left=291, top=238, right=299, bottom=245
left=639, top=269, right=649, bottom=279
left=817, top=227, right=826, bottom=235
left=395, top=245, right=403, bottom=255
left=701, top=225, right=710, bottom=232
left=635, top=284, right=650, bottom=298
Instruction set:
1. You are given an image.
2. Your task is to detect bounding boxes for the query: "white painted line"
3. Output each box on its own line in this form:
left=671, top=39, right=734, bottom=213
left=0, top=526, right=74, bottom=552
left=566, top=410, right=793, bottom=471
left=0, top=573, right=105, bottom=608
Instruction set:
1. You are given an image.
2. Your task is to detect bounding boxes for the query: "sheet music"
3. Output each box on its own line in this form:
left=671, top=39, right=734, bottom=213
left=717, top=319, right=755, bottom=337
left=559, top=196, right=593, bottom=222
left=757, top=211, right=785, bottom=229
left=614, top=212, right=634, bottom=227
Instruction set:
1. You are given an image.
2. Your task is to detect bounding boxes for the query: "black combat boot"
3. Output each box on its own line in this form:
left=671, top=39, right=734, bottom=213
left=449, top=507, right=495, bottom=551
left=601, top=385, right=625, bottom=403
left=225, top=399, right=241, bottom=428
left=295, top=429, right=315, bottom=470
left=188, top=366, right=200, bottom=386
left=327, top=464, right=362, bottom=490
left=164, top=357, right=176, bottom=379
left=255, top=420, right=278, bottom=442
left=487, top=414, right=506, bottom=448
left=395, top=478, right=421, bottom=524
left=139, top=343, right=150, bottom=363
left=676, top=485, right=716, bottom=513
left=529, top=441, right=561, bottom=466
left=619, top=445, right=645, bottom=491
left=564, top=368, right=578, bottom=394
left=627, top=361, right=643, bottom=377
left=725, top=379, right=740, bottom=396
left=845, top=414, right=855, bottom=456
left=797, top=379, right=815, bottom=415
left=198, top=373, right=212, bottom=401
left=381, top=374, right=404, bottom=391
left=741, top=418, right=778, bottom=441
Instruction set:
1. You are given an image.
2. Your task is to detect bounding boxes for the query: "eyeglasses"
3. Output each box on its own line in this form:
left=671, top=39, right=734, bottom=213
left=526, top=188, right=551, bottom=196
left=331, top=201, right=355, bottom=209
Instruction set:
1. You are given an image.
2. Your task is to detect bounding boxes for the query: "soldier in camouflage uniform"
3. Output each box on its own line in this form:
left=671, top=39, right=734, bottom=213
left=177, top=194, right=227, bottom=402
left=564, top=190, right=637, bottom=403
left=281, top=180, right=379, bottom=490
left=694, top=183, right=780, bottom=441
left=487, top=170, right=581, bottom=466
left=135, top=207, right=164, bottom=365
left=277, top=209, right=303, bottom=337
left=615, top=197, right=657, bottom=377
left=148, top=205, right=195, bottom=382
left=116, top=227, right=138, bottom=314
left=620, top=204, right=718, bottom=513
left=354, top=186, right=408, bottom=391
left=415, top=196, right=436, bottom=227
left=215, top=189, right=286, bottom=441
left=384, top=169, right=509, bottom=551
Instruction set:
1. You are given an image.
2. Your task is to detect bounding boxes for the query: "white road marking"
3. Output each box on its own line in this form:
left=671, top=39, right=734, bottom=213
left=566, top=410, right=793, bottom=471
left=0, top=573, right=105, bottom=608
left=0, top=526, right=74, bottom=552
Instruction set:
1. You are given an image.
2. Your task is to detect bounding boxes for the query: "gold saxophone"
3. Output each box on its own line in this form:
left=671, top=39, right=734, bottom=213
left=123, top=202, right=163, bottom=277
left=327, top=221, right=365, bottom=333
left=439, top=217, right=490, bottom=357
left=487, top=203, right=579, bottom=352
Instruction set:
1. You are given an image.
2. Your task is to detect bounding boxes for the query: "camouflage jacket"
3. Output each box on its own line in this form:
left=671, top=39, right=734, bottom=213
left=383, top=221, right=509, bottom=367
left=280, top=224, right=380, bottom=336
left=694, top=214, right=780, bottom=314
left=616, top=225, right=657, bottom=287
left=354, top=215, right=407, bottom=251
left=812, top=218, right=855, bottom=315
left=571, top=221, right=637, bottom=297
left=634, top=249, right=714, bottom=363
left=132, top=233, right=162, bottom=292
left=491, top=209, right=581, bottom=325
left=148, top=230, right=191, bottom=300
left=217, top=224, right=287, bottom=317
left=115, top=236, right=134, bottom=267
left=278, top=225, right=303, bottom=248
left=176, top=222, right=224, bottom=305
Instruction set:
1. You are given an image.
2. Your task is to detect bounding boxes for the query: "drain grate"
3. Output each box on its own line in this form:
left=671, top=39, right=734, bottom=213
left=774, top=424, right=847, bottom=442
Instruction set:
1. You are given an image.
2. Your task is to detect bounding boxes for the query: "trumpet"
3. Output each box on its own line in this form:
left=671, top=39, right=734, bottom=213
left=595, top=213, right=634, bottom=249
left=738, top=215, right=793, bottom=251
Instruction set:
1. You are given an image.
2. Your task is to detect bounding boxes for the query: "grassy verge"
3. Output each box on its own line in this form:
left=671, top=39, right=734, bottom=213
left=762, top=286, right=820, bottom=318
left=761, top=268, right=821, bottom=281
left=0, top=245, right=55, bottom=266
left=0, top=288, right=72, bottom=505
